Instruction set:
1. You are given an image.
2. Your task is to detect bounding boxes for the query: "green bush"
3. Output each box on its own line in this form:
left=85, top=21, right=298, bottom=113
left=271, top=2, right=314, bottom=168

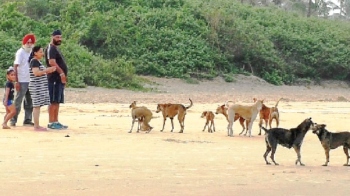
left=1, top=0, right=350, bottom=88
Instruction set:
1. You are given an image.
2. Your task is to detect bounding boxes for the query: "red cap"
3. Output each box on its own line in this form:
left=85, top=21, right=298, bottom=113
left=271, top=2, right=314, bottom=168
left=22, top=34, right=36, bottom=45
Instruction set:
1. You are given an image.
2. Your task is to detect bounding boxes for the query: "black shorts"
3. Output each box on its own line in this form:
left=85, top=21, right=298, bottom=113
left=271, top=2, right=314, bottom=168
left=48, top=82, right=65, bottom=103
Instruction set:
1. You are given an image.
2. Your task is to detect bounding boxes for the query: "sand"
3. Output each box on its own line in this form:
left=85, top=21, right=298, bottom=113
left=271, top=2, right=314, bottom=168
left=1, top=75, right=350, bottom=196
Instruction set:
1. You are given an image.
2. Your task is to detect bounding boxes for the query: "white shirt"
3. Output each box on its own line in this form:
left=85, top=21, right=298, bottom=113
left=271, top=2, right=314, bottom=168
left=14, top=48, right=31, bottom=82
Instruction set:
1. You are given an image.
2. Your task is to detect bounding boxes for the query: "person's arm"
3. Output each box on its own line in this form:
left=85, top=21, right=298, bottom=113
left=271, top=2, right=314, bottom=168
left=48, top=59, right=64, bottom=74
left=48, top=59, right=66, bottom=83
left=13, top=64, right=19, bottom=82
left=47, top=47, right=66, bottom=84
left=31, top=59, right=56, bottom=77
left=13, top=50, right=21, bottom=91
left=13, top=64, right=20, bottom=91
left=31, top=67, right=55, bottom=77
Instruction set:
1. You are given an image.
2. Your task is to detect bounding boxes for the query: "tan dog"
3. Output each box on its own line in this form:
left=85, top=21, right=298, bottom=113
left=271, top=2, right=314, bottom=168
left=129, top=101, right=145, bottom=131
left=129, top=101, right=153, bottom=133
left=215, top=104, right=248, bottom=134
left=226, top=100, right=263, bottom=137
left=156, top=99, right=193, bottom=133
left=253, top=98, right=282, bottom=135
left=201, top=111, right=215, bottom=133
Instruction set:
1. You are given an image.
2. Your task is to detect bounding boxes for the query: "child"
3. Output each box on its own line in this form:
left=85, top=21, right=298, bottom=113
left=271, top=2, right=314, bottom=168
left=3, top=67, right=17, bottom=129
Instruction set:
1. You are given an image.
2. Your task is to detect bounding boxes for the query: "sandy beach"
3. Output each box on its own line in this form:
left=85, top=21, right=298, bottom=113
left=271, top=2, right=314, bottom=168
left=1, top=75, right=350, bottom=196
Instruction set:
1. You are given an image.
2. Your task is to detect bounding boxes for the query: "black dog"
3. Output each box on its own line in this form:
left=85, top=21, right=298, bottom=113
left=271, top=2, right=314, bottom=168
left=261, top=118, right=314, bottom=166
left=312, top=123, right=350, bottom=166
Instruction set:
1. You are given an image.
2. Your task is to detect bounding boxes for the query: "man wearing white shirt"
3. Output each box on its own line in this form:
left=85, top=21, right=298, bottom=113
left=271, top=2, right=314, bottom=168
left=10, top=34, right=35, bottom=126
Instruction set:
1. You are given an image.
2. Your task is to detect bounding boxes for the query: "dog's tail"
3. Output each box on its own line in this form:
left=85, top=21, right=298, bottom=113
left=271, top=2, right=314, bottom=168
left=260, top=125, right=270, bottom=133
left=186, top=98, right=193, bottom=109
left=275, top=98, right=283, bottom=108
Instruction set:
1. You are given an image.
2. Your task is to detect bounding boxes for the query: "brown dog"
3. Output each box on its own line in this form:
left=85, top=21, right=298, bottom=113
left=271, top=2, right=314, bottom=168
left=254, top=98, right=282, bottom=135
left=129, top=101, right=153, bottom=133
left=156, top=99, right=193, bottom=133
left=215, top=104, right=248, bottom=134
left=312, top=123, right=350, bottom=166
left=201, top=111, right=215, bottom=133
left=226, top=100, right=263, bottom=137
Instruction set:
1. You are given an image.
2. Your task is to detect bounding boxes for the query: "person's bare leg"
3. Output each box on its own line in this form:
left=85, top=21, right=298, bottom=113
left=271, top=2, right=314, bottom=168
left=2, top=108, right=9, bottom=127
left=33, top=107, right=40, bottom=128
left=3, top=105, right=16, bottom=129
left=54, top=104, right=60, bottom=122
left=49, top=103, right=58, bottom=123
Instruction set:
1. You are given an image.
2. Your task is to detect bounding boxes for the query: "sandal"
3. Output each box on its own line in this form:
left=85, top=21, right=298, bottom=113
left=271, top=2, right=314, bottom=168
left=34, top=126, right=47, bottom=131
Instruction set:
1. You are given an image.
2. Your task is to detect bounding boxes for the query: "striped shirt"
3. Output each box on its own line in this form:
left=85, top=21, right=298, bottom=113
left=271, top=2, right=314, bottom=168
left=28, top=59, right=50, bottom=107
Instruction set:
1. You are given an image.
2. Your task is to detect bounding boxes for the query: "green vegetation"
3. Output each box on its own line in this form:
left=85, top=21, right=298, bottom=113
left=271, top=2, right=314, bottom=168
left=1, top=0, right=350, bottom=88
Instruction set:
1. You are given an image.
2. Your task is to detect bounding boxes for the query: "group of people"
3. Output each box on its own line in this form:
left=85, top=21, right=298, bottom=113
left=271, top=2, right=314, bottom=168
left=2, top=30, right=68, bottom=131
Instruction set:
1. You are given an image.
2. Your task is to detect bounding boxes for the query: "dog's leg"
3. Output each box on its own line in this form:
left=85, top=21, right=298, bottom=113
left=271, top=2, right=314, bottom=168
left=246, top=120, right=252, bottom=137
left=264, top=143, right=272, bottom=165
left=247, top=116, right=256, bottom=137
left=202, top=121, right=208, bottom=132
left=146, top=124, right=153, bottom=133
left=227, top=124, right=230, bottom=136
left=243, top=120, right=249, bottom=136
left=178, top=115, right=185, bottom=133
left=137, top=117, right=144, bottom=132
left=342, top=146, right=350, bottom=166
left=208, top=121, right=211, bottom=133
left=212, top=120, right=215, bottom=132
left=209, top=121, right=214, bottom=133
left=144, top=116, right=153, bottom=133
left=322, top=147, right=330, bottom=166
left=258, top=118, right=263, bottom=135
left=146, top=125, right=153, bottom=133
left=227, top=121, right=233, bottom=136
left=238, top=118, right=245, bottom=135
left=170, top=117, right=175, bottom=132
left=244, top=120, right=249, bottom=136
left=129, top=118, right=136, bottom=133
left=270, top=149, right=279, bottom=165
left=264, top=118, right=268, bottom=129
left=160, top=118, right=166, bottom=132
left=293, top=145, right=304, bottom=166
left=227, top=110, right=237, bottom=136
left=269, top=142, right=279, bottom=165
left=207, top=119, right=210, bottom=133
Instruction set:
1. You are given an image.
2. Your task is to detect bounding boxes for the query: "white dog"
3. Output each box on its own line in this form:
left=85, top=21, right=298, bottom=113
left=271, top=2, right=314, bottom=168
left=226, top=100, right=263, bottom=137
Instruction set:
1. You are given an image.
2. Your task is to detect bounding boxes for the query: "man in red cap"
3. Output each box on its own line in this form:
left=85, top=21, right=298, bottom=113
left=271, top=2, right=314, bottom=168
left=10, top=34, right=36, bottom=126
